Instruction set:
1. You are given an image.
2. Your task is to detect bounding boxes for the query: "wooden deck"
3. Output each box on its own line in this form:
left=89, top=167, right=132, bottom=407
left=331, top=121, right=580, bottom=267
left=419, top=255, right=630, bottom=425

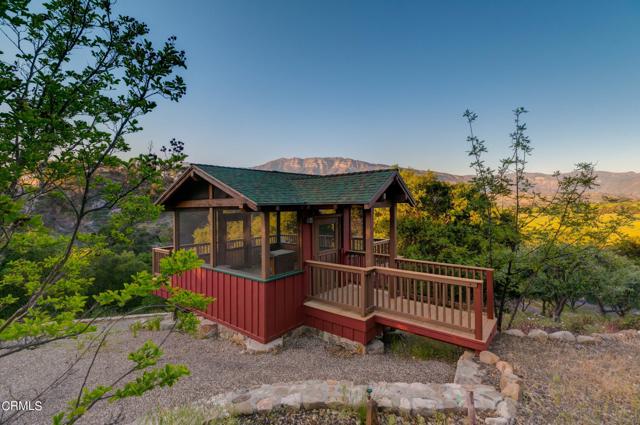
left=306, top=258, right=497, bottom=351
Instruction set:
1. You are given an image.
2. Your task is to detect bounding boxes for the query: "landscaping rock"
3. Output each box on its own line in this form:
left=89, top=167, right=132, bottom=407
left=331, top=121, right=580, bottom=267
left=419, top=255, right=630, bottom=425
left=501, top=382, right=521, bottom=401
left=454, top=359, right=483, bottom=385
left=197, top=320, right=218, bottom=339
left=244, top=337, right=283, bottom=353
left=486, top=418, right=509, bottom=425
left=479, top=350, right=500, bottom=365
left=496, top=398, right=518, bottom=419
left=576, top=335, right=597, bottom=344
left=159, top=319, right=175, bottom=331
left=527, top=329, right=548, bottom=340
left=365, top=339, right=385, bottom=355
left=549, top=331, right=576, bottom=342
left=499, top=372, right=522, bottom=390
left=503, top=329, right=525, bottom=337
left=495, top=360, right=513, bottom=375
left=460, top=350, right=475, bottom=360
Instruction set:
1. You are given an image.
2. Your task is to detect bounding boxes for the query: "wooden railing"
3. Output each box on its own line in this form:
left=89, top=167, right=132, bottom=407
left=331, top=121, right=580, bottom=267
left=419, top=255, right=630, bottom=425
left=152, top=246, right=173, bottom=274
left=306, top=260, right=485, bottom=339
left=306, top=260, right=374, bottom=315
left=350, top=238, right=390, bottom=254
left=395, top=258, right=494, bottom=320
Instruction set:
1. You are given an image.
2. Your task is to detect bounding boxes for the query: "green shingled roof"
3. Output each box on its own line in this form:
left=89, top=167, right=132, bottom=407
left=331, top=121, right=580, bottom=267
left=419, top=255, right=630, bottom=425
left=190, top=164, right=409, bottom=206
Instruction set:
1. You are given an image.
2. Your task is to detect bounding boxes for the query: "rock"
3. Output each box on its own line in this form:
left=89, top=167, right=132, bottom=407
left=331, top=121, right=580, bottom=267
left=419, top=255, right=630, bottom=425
left=486, top=418, right=509, bottom=425
left=500, top=372, right=522, bottom=390
left=495, top=361, right=513, bottom=375
left=617, top=329, right=638, bottom=339
left=503, top=329, right=525, bottom=337
left=365, top=339, right=384, bottom=355
left=197, top=322, right=218, bottom=339
left=576, top=335, right=597, bottom=344
left=527, top=329, right=548, bottom=340
left=454, top=359, right=483, bottom=385
left=280, top=393, right=302, bottom=410
left=244, top=337, right=283, bottom=353
left=460, top=350, right=475, bottom=360
left=159, top=319, right=175, bottom=331
left=501, top=382, right=521, bottom=400
left=496, top=398, right=518, bottom=419
left=479, top=350, right=500, bottom=365
left=231, top=334, right=246, bottom=346
left=549, top=331, right=576, bottom=342
left=256, top=397, right=274, bottom=411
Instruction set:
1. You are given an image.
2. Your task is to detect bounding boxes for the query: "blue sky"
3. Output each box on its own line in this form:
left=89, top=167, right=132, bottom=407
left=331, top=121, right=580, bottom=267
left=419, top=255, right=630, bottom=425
left=121, top=1, right=639, bottom=174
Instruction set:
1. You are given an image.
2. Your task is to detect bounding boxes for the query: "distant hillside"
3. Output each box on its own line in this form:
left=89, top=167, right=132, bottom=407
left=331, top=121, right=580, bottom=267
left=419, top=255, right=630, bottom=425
left=254, top=157, right=640, bottom=201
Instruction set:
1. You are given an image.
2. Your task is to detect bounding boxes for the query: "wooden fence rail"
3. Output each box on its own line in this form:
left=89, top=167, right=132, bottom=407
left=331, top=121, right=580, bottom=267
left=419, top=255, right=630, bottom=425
left=306, top=260, right=484, bottom=339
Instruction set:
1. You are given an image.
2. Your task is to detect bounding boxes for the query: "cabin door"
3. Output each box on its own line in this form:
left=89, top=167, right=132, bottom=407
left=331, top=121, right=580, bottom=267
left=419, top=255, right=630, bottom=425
left=313, top=216, right=341, bottom=263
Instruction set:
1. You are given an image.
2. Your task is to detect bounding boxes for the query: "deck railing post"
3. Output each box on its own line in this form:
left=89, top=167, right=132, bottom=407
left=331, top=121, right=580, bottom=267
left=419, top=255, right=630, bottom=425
left=474, top=282, right=483, bottom=340
left=486, top=269, right=494, bottom=320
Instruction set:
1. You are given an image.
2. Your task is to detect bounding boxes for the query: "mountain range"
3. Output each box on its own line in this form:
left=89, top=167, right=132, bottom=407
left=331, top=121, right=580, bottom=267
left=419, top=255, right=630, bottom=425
left=254, top=157, right=640, bottom=201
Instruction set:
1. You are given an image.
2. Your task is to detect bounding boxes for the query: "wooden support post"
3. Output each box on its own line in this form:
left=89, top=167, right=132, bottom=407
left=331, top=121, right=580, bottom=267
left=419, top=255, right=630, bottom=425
left=474, top=282, right=483, bottom=341
left=342, top=206, right=351, bottom=264
left=261, top=211, right=270, bottom=279
left=216, top=211, right=226, bottom=265
left=364, top=207, right=374, bottom=267
left=173, top=210, right=180, bottom=250
left=486, top=269, right=494, bottom=320
left=209, top=207, right=215, bottom=266
left=243, top=212, right=252, bottom=265
left=388, top=202, right=397, bottom=269
left=276, top=210, right=281, bottom=245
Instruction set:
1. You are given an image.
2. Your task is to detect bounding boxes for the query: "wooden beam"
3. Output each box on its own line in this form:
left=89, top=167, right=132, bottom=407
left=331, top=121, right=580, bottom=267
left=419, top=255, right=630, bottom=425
left=364, top=207, right=374, bottom=267
left=276, top=211, right=281, bottom=245
left=209, top=207, right=215, bottom=266
left=342, top=206, right=351, bottom=263
left=175, top=199, right=243, bottom=208
left=243, top=213, right=252, bottom=267
left=173, top=210, right=180, bottom=250
left=389, top=202, right=397, bottom=268
left=261, top=212, right=270, bottom=279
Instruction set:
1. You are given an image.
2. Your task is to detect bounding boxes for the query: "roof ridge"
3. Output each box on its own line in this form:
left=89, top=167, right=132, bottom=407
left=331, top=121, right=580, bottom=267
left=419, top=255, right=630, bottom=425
left=191, top=163, right=396, bottom=179
left=190, top=163, right=313, bottom=177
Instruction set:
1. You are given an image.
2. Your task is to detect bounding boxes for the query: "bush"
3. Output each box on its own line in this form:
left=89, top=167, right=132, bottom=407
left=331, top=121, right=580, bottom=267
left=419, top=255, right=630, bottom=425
left=615, top=314, right=640, bottom=330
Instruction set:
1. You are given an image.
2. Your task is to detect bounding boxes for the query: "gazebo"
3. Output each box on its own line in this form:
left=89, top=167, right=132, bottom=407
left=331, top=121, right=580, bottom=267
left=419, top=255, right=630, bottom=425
left=153, top=164, right=496, bottom=350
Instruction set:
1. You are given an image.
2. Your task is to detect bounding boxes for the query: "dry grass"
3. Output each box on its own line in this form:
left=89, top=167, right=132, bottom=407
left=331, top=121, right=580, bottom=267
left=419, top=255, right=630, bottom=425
left=491, top=333, right=640, bottom=425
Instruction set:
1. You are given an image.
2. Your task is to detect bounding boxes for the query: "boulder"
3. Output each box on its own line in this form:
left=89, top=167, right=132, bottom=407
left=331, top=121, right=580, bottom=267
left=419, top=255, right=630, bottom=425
left=460, top=350, right=475, bottom=360
left=500, top=372, right=522, bottom=390
left=244, top=337, right=283, bottom=353
left=496, top=398, right=518, bottom=419
left=486, top=418, right=509, bottom=425
left=495, top=360, right=513, bottom=375
left=576, top=335, right=597, bottom=344
left=501, top=382, right=521, bottom=400
left=159, top=319, right=176, bottom=331
left=197, top=320, right=218, bottom=339
left=527, top=329, right=548, bottom=340
left=503, top=329, right=526, bottom=337
left=365, top=339, right=385, bottom=355
left=549, top=331, right=576, bottom=342
left=479, top=350, right=500, bottom=365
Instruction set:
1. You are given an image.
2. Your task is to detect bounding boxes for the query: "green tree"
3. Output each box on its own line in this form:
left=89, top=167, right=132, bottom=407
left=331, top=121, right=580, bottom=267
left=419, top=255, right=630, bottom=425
left=0, top=1, right=211, bottom=422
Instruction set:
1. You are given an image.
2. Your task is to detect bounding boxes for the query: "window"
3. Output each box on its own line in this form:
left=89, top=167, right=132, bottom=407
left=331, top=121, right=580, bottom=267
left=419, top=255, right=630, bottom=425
left=214, top=209, right=263, bottom=276
left=350, top=206, right=364, bottom=251
left=177, top=209, right=212, bottom=265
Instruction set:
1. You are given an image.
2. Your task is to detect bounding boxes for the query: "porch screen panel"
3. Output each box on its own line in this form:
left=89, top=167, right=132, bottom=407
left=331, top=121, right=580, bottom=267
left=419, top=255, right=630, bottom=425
left=270, top=211, right=300, bottom=275
left=214, top=209, right=263, bottom=278
left=350, top=206, right=364, bottom=251
left=177, top=208, right=212, bottom=265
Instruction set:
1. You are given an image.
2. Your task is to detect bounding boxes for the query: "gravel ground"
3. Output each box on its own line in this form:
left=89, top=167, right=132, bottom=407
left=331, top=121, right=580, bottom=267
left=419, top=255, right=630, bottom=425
left=0, top=320, right=454, bottom=425
left=490, top=333, right=640, bottom=425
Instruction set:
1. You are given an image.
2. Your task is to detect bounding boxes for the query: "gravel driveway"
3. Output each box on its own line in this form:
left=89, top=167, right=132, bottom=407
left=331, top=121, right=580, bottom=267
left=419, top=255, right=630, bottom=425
left=0, top=320, right=454, bottom=425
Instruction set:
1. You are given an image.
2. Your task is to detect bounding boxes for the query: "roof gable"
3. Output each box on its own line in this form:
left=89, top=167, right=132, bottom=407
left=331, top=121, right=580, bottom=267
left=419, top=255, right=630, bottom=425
left=157, top=163, right=415, bottom=208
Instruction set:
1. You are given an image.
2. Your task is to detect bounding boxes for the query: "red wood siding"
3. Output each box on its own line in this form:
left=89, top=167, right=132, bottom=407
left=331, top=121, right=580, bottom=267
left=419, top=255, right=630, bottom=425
left=303, top=305, right=379, bottom=345
left=159, top=267, right=305, bottom=343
